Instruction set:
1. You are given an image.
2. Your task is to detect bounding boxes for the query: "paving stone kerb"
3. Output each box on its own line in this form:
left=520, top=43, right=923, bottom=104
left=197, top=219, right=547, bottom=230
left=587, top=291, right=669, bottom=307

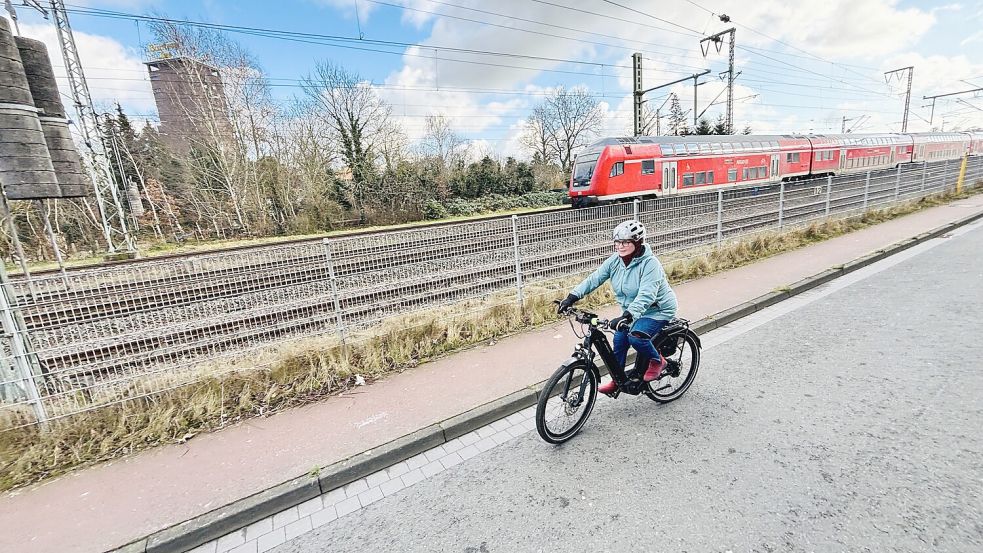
left=111, top=209, right=983, bottom=553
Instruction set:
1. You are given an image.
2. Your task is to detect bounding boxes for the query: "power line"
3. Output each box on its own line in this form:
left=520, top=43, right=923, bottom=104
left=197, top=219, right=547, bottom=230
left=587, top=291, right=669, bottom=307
left=368, top=0, right=712, bottom=68
left=681, top=0, right=888, bottom=86
left=62, top=5, right=626, bottom=72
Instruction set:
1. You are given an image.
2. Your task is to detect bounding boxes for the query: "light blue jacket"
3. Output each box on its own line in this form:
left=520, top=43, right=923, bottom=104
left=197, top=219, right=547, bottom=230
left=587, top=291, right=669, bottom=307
left=572, top=244, right=678, bottom=321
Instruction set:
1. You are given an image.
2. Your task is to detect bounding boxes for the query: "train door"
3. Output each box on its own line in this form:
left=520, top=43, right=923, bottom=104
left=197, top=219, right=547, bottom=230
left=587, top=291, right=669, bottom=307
left=662, top=161, right=677, bottom=194
left=839, top=149, right=847, bottom=171
left=771, top=154, right=779, bottom=180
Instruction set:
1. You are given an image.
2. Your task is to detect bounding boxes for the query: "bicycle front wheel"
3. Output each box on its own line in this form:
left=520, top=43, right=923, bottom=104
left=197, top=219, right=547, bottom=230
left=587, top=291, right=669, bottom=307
left=536, top=360, right=598, bottom=444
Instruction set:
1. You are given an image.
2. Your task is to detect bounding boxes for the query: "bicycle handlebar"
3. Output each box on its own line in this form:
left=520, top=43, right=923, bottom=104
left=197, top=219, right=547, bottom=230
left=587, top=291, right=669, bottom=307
left=553, top=301, right=610, bottom=328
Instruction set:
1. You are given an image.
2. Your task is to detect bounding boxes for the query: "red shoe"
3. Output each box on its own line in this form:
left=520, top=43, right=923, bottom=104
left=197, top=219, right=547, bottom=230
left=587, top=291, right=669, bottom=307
left=598, top=379, right=618, bottom=395
left=643, top=357, right=667, bottom=382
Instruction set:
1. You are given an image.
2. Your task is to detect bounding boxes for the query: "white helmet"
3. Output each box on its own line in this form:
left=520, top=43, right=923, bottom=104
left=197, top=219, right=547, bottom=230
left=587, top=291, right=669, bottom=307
left=612, top=220, right=646, bottom=241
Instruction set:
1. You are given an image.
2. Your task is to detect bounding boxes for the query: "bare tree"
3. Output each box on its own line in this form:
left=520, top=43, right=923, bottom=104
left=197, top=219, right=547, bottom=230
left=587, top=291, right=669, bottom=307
left=377, top=120, right=409, bottom=174
left=522, top=86, right=603, bottom=172
left=419, top=114, right=469, bottom=170
left=146, top=19, right=278, bottom=234
left=301, top=61, right=392, bottom=186
left=520, top=107, right=556, bottom=164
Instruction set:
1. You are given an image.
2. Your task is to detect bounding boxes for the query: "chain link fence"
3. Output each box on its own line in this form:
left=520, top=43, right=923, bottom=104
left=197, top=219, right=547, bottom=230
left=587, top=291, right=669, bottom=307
left=2, top=157, right=981, bottom=428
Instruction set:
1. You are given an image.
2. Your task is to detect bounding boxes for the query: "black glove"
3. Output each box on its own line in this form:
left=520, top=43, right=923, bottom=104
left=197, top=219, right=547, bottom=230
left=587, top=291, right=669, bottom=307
left=557, top=293, right=579, bottom=314
left=610, top=311, right=633, bottom=332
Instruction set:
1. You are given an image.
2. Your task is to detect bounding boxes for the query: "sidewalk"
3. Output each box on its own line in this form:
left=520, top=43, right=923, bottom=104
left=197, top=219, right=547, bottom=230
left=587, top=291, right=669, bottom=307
left=3, top=196, right=982, bottom=553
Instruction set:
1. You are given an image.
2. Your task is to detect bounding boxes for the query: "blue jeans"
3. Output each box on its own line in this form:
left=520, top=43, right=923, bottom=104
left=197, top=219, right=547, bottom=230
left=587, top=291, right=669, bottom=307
left=612, top=317, right=668, bottom=372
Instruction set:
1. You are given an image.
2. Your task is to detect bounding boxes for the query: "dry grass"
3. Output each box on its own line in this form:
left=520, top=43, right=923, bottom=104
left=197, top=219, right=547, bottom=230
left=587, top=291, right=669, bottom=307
left=0, top=184, right=979, bottom=492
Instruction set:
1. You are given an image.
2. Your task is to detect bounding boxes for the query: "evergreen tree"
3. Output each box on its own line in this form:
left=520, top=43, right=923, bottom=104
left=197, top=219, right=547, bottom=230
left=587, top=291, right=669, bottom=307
left=668, top=94, right=687, bottom=136
left=695, top=118, right=713, bottom=135
left=712, top=114, right=728, bottom=135
left=742, top=124, right=753, bottom=135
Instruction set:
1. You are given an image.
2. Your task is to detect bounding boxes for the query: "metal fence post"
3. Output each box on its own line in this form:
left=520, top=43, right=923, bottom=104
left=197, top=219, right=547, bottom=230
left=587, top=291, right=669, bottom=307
left=942, top=159, right=950, bottom=192
left=321, top=239, right=347, bottom=350
left=778, top=182, right=785, bottom=228
left=894, top=164, right=901, bottom=201
left=716, top=191, right=723, bottom=244
left=863, top=171, right=870, bottom=210
left=0, top=263, right=47, bottom=424
left=511, top=215, right=525, bottom=308
left=825, top=175, right=832, bottom=217
left=920, top=161, right=928, bottom=193
left=632, top=198, right=640, bottom=222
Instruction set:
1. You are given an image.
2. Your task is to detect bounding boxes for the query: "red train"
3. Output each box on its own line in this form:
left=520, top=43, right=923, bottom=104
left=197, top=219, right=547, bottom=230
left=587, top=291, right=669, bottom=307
left=569, top=131, right=983, bottom=206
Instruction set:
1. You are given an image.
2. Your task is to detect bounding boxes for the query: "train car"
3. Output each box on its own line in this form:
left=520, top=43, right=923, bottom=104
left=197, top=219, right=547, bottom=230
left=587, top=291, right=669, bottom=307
left=568, top=131, right=976, bottom=207
left=569, top=134, right=812, bottom=207
left=805, top=133, right=911, bottom=176
left=909, top=132, right=970, bottom=163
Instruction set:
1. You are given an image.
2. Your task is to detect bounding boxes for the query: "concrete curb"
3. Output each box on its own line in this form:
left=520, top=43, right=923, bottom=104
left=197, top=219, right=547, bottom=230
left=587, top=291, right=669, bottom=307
left=111, top=209, right=983, bottom=553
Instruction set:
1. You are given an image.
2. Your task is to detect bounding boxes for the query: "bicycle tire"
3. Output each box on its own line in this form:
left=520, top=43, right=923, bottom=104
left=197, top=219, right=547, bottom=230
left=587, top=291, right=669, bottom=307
left=645, top=331, right=700, bottom=403
left=535, top=360, right=598, bottom=444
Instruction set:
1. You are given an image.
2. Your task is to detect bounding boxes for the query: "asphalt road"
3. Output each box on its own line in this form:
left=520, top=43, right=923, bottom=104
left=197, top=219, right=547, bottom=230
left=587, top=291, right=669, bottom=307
left=275, top=222, right=983, bottom=553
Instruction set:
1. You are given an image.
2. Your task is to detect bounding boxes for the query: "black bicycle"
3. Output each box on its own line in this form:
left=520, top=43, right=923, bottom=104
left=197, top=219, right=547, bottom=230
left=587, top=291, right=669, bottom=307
left=535, top=305, right=702, bottom=444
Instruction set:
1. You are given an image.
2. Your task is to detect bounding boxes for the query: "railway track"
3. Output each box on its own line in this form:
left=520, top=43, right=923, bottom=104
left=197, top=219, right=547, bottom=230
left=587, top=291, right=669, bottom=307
left=17, top=157, right=981, bottom=394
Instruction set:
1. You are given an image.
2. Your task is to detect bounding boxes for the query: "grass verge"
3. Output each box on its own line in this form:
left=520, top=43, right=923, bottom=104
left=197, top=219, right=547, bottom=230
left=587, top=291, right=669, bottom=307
left=0, top=185, right=979, bottom=492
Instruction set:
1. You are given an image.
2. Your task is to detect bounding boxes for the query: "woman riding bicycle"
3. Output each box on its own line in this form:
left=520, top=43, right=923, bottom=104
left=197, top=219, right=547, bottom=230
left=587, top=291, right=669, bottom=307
left=557, top=220, right=678, bottom=395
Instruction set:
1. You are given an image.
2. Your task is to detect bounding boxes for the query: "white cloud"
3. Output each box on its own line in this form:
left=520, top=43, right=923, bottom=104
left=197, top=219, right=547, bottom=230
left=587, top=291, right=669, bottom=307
left=17, top=22, right=157, bottom=126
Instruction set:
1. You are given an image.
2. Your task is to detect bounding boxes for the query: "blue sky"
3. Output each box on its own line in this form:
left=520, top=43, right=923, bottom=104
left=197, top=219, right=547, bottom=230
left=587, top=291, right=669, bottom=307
left=7, top=0, right=983, bottom=158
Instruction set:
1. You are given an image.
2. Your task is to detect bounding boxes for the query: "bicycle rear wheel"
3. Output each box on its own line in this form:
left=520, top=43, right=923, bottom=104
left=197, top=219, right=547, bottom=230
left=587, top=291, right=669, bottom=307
left=645, top=331, right=700, bottom=403
left=536, top=361, right=597, bottom=444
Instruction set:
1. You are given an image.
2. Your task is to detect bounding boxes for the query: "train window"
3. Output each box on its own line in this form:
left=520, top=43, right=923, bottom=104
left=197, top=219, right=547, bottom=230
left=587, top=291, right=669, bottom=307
left=742, top=168, right=749, bottom=180
left=699, top=143, right=711, bottom=153
left=707, top=171, right=714, bottom=184
left=695, top=172, right=706, bottom=185
left=752, top=141, right=763, bottom=149
left=722, top=143, right=734, bottom=153
left=610, top=161, right=624, bottom=177
left=728, top=169, right=737, bottom=181
left=673, top=144, right=686, bottom=155
left=758, top=167, right=767, bottom=178
left=683, top=173, right=694, bottom=186
left=687, top=143, right=699, bottom=154
left=771, top=141, right=779, bottom=148
left=711, top=143, right=723, bottom=154
left=641, top=159, right=655, bottom=174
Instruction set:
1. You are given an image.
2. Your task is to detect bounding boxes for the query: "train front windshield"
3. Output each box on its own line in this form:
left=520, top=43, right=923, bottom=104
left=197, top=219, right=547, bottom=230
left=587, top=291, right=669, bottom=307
left=571, top=152, right=600, bottom=187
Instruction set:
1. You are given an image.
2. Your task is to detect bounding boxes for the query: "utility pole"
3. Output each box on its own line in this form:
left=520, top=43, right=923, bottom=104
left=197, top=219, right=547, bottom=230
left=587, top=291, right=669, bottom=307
left=18, top=1, right=137, bottom=257
left=884, top=66, right=914, bottom=132
left=632, top=51, right=709, bottom=137
left=923, top=86, right=983, bottom=126
left=700, top=25, right=736, bottom=133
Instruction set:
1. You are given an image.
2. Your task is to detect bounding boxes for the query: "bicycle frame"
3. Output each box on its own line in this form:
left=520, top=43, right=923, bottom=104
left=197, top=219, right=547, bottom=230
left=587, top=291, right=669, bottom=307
left=567, top=322, right=627, bottom=393
left=566, top=314, right=700, bottom=398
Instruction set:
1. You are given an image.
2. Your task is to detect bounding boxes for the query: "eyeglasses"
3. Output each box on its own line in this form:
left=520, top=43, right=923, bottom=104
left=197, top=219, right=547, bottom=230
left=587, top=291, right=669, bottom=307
left=613, top=239, right=633, bottom=246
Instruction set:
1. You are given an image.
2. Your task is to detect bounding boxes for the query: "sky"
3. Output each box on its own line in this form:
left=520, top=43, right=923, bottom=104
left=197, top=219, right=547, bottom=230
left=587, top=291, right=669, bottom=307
left=5, top=0, right=983, bottom=160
